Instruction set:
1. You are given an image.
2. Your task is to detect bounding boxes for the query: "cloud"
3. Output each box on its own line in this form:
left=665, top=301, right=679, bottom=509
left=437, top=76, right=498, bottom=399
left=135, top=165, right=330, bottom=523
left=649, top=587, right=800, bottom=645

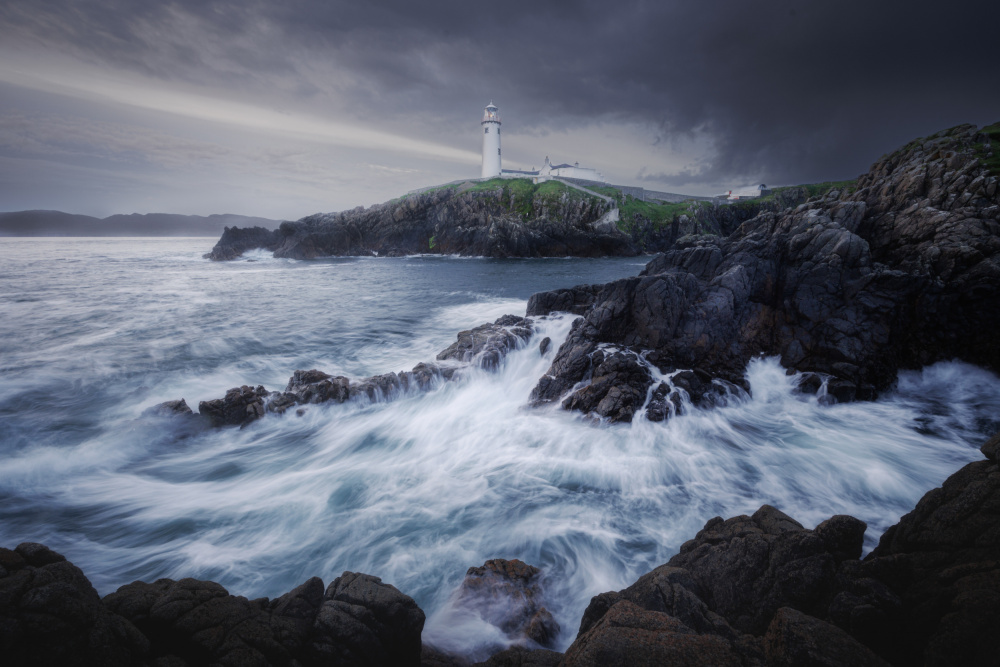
left=1, top=0, right=998, bottom=214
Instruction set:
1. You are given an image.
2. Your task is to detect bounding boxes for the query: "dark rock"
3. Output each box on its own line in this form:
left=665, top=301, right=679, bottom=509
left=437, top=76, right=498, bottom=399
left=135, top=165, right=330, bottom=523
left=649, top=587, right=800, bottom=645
left=422, top=644, right=471, bottom=666
left=198, top=384, right=269, bottom=427
left=143, top=399, right=194, bottom=417
left=285, top=370, right=352, bottom=404
left=814, top=516, right=867, bottom=562
left=526, top=284, right=604, bottom=316
left=472, top=645, right=563, bottom=667
left=314, top=571, right=425, bottom=666
left=209, top=185, right=638, bottom=260
left=644, top=382, right=681, bottom=422
left=538, top=337, right=551, bottom=356
left=559, top=351, right=652, bottom=423
left=529, top=124, right=1000, bottom=419
left=563, top=600, right=745, bottom=667
left=436, top=316, right=533, bottom=370
left=455, top=559, right=560, bottom=648
left=859, top=444, right=1000, bottom=666
left=0, top=543, right=148, bottom=666
left=795, top=372, right=824, bottom=395
left=667, top=505, right=840, bottom=635
left=205, top=225, right=281, bottom=260
left=763, top=607, right=889, bottom=667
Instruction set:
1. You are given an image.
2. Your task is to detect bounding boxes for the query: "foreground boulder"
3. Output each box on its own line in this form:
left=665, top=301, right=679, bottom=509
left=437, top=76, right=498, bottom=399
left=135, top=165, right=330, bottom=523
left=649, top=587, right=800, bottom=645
left=3, top=433, right=997, bottom=665
left=455, top=559, right=560, bottom=648
left=530, top=123, right=1000, bottom=421
left=560, top=432, right=1000, bottom=666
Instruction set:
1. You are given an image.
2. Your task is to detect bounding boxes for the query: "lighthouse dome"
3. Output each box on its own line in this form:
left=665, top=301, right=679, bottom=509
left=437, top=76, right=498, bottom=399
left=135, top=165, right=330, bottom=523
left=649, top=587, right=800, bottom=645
left=482, top=102, right=501, bottom=124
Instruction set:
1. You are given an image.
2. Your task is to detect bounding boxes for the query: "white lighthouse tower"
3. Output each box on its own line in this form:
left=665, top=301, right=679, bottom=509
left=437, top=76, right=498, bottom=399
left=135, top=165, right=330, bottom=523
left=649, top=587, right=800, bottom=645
left=481, top=101, right=501, bottom=179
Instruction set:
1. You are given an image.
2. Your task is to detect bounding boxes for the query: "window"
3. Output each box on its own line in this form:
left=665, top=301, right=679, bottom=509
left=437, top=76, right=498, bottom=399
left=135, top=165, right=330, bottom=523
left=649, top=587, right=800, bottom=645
left=485, top=128, right=489, bottom=134
left=498, top=148, right=501, bottom=155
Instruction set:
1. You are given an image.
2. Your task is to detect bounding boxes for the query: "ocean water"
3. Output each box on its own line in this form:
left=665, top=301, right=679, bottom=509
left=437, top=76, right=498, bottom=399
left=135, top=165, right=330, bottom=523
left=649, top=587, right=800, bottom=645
left=1, top=237, right=998, bottom=657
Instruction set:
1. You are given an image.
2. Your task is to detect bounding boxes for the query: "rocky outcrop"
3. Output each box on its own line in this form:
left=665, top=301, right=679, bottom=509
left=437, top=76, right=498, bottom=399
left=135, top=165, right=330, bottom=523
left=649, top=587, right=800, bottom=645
left=204, top=225, right=281, bottom=260
left=455, top=559, right=560, bottom=648
left=529, top=123, right=1000, bottom=422
left=0, top=543, right=148, bottom=666
left=557, top=433, right=1000, bottom=666
left=155, top=315, right=533, bottom=429
left=205, top=182, right=638, bottom=260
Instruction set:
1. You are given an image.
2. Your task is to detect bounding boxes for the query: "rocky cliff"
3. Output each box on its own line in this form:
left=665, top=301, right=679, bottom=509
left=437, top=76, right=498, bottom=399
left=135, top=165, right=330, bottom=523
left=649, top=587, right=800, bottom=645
left=528, top=123, right=1000, bottom=422
left=3, top=433, right=997, bottom=666
left=205, top=180, right=638, bottom=260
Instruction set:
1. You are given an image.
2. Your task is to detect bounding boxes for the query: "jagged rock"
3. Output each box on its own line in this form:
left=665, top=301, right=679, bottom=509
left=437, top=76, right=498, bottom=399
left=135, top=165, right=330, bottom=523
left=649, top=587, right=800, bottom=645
left=854, top=437, right=1000, bottom=665
left=529, top=124, right=1000, bottom=420
left=314, top=572, right=425, bottom=666
left=559, top=351, right=652, bottom=423
left=207, top=185, right=637, bottom=260
left=143, top=399, right=194, bottom=417
left=205, top=225, right=281, bottom=260
left=563, top=600, right=746, bottom=667
left=455, top=559, right=560, bottom=648
left=526, top=284, right=604, bottom=316
left=538, top=337, right=551, bottom=355
left=198, top=385, right=269, bottom=427
left=0, top=543, right=148, bottom=666
left=472, top=645, right=563, bottom=666
left=437, top=316, right=533, bottom=370
left=763, top=607, right=889, bottom=667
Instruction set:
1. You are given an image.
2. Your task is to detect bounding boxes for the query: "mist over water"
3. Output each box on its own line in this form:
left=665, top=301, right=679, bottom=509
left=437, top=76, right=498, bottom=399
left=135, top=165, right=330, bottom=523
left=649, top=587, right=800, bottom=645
left=1, top=238, right=998, bottom=656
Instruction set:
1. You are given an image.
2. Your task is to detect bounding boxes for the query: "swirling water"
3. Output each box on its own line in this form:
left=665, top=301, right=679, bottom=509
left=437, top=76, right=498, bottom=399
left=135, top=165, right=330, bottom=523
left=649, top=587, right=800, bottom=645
left=1, top=238, right=998, bottom=657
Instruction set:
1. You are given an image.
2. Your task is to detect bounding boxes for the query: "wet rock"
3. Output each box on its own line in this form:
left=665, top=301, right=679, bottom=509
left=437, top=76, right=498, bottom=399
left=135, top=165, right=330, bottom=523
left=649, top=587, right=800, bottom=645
left=526, top=284, right=604, bottom=316
left=472, top=645, right=563, bottom=666
left=143, top=399, right=194, bottom=417
left=352, top=372, right=403, bottom=401
left=763, top=607, right=889, bottom=667
left=644, top=382, right=681, bottom=422
left=285, top=370, right=352, bottom=404
left=538, top=337, right=551, bottom=355
left=667, top=505, right=841, bottom=635
left=529, top=124, right=1000, bottom=419
left=436, top=316, right=533, bottom=370
left=422, top=644, right=471, bottom=666
left=563, top=600, right=745, bottom=667
left=314, top=571, right=425, bottom=666
left=455, top=559, right=560, bottom=648
left=198, top=385, right=269, bottom=427
left=858, top=444, right=1000, bottom=666
left=0, top=543, right=148, bottom=666
left=560, top=351, right=652, bottom=423
left=205, top=225, right=282, bottom=261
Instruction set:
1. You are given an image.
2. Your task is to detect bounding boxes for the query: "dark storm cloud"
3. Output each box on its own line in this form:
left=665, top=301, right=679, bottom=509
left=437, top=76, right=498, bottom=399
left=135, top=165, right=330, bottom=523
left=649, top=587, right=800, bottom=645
left=2, top=0, right=999, bottom=188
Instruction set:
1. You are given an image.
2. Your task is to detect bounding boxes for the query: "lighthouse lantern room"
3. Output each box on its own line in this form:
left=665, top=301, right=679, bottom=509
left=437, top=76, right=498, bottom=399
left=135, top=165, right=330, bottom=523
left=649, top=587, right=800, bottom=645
left=481, top=102, right=501, bottom=179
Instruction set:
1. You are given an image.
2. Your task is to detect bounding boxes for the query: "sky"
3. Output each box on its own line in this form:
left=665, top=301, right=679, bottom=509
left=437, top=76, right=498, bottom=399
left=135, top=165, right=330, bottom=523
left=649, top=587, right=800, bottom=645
left=1, top=0, right=998, bottom=220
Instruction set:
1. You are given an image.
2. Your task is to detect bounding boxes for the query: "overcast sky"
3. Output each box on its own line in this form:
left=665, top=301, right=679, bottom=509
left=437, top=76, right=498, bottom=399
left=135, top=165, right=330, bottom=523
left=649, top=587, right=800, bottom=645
left=1, top=0, right=998, bottom=219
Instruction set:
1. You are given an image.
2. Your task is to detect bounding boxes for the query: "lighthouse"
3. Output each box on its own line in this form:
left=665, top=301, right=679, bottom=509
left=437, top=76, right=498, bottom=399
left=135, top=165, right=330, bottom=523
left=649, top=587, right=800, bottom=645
left=481, top=102, right=501, bottom=179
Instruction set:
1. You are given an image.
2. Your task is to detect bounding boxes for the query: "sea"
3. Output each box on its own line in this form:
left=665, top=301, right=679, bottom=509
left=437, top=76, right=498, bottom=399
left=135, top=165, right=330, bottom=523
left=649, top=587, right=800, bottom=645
left=1, top=237, right=998, bottom=657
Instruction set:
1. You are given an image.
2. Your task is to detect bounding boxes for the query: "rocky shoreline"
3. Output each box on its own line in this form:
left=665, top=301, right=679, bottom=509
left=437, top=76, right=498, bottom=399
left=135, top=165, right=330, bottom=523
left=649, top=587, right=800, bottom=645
left=204, top=180, right=638, bottom=261
left=3, top=433, right=998, bottom=666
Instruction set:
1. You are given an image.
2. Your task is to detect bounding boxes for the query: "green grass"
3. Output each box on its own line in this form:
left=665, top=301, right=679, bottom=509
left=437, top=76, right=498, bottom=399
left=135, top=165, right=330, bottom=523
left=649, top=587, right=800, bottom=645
left=974, top=122, right=1000, bottom=177
left=758, top=179, right=858, bottom=203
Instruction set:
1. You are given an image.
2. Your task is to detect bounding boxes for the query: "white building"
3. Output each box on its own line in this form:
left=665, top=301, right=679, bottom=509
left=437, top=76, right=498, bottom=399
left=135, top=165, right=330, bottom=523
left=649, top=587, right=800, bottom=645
left=717, top=184, right=771, bottom=200
left=481, top=102, right=502, bottom=178
left=478, top=101, right=606, bottom=184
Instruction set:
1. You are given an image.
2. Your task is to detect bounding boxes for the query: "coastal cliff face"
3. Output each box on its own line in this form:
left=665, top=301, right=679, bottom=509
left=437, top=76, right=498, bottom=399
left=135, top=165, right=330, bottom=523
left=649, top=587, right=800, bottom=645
left=529, top=123, right=1000, bottom=422
left=3, top=434, right=997, bottom=666
left=205, top=180, right=638, bottom=260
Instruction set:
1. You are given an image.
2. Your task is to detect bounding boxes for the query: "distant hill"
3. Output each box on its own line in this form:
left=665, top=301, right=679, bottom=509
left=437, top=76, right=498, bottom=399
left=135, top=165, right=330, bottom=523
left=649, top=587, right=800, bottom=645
left=0, top=211, right=281, bottom=237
